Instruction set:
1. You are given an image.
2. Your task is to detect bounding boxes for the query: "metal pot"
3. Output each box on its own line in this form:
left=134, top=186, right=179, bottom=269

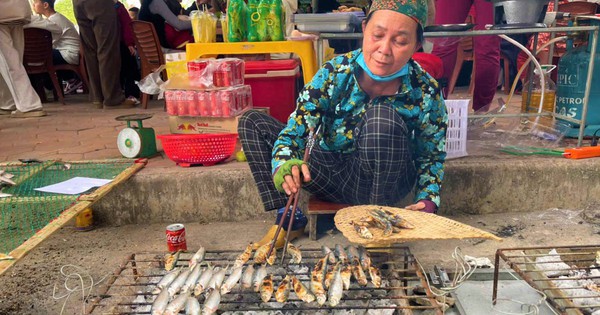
left=487, top=0, right=549, bottom=28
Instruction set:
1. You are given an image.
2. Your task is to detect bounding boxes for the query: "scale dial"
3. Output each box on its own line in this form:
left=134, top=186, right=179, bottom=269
left=117, top=127, right=142, bottom=158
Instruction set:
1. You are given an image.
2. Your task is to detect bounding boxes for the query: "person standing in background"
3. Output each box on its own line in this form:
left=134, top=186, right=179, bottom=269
left=0, top=0, right=46, bottom=118
left=114, top=0, right=141, bottom=104
left=431, top=0, right=500, bottom=112
left=73, top=0, right=136, bottom=109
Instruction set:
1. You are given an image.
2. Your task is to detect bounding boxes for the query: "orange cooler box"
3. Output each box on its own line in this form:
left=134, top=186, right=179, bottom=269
left=244, top=59, right=300, bottom=123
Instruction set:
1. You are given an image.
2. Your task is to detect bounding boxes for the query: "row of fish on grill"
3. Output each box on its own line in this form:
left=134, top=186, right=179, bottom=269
left=150, top=243, right=382, bottom=315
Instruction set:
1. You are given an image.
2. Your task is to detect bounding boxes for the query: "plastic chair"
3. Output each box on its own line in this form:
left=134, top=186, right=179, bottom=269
left=23, top=28, right=64, bottom=104
left=53, top=45, right=90, bottom=94
left=447, top=15, right=476, bottom=96
left=447, top=36, right=475, bottom=96
left=131, top=20, right=166, bottom=109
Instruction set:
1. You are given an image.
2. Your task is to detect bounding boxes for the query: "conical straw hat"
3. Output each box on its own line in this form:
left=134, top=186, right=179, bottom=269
left=334, top=205, right=503, bottom=245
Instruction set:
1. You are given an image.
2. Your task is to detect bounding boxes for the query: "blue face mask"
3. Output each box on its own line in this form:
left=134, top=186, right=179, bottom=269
left=357, top=52, right=409, bottom=82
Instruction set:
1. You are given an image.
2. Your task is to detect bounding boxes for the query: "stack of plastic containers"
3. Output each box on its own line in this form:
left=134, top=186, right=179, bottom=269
left=165, top=58, right=253, bottom=117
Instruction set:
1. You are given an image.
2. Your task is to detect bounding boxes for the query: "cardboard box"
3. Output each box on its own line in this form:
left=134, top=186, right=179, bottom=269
left=168, top=107, right=270, bottom=134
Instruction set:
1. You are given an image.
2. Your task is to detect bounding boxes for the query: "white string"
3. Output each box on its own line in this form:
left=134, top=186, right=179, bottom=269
left=414, top=247, right=478, bottom=314
left=491, top=258, right=560, bottom=315
left=52, top=264, right=110, bottom=315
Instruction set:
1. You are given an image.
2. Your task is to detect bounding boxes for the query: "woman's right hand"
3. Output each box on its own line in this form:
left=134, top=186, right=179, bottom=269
left=281, top=164, right=311, bottom=195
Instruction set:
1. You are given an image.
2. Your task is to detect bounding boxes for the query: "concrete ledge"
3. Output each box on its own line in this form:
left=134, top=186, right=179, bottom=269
left=94, top=155, right=600, bottom=225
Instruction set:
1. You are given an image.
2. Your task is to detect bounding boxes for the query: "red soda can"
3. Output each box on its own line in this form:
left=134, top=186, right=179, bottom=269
left=220, top=89, right=233, bottom=117
left=185, top=90, right=199, bottom=116
left=197, top=91, right=210, bottom=116
left=211, top=90, right=222, bottom=116
left=175, top=91, right=188, bottom=116
left=164, top=90, right=178, bottom=115
left=166, top=223, right=187, bottom=252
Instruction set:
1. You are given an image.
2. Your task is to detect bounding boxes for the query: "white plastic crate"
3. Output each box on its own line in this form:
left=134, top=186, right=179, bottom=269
left=444, top=99, right=469, bottom=159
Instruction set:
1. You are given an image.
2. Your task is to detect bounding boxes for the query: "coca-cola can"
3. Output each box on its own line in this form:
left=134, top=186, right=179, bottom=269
left=164, top=90, right=178, bottom=115
left=166, top=223, right=187, bottom=252
left=175, top=91, right=188, bottom=116
left=211, top=90, right=222, bottom=116
left=185, top=90, right=199, bottom=116
left=197, top=91, right=210, bottom=116
left=220, top=89, right=233, bottom=117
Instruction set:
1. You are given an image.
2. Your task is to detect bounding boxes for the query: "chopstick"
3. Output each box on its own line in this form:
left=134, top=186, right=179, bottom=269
left=266, top=127, right=319, bottom=265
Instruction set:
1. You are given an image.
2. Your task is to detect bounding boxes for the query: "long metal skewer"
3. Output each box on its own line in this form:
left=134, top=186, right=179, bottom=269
left=266, top=126, right=320, bottom=265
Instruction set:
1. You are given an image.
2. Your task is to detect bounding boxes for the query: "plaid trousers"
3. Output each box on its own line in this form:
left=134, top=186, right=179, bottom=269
left=238, top=104, right=416, bottom=212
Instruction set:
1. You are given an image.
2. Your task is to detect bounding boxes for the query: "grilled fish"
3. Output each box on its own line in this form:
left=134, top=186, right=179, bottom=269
left=189, top=247, right=205, bottom=269
left=358, top=246, right=372, bottom=270
left=253, top=241, right=273, bottom=264
left=311, top=265, right=327, bottom=305
left=328, top=265, right=343, bottom=307
left=275, top=275, right=291, bottom=303
left=322, top=245, right=337, bottom=264
left=202, top=288, right=221, bottom=315
left=193, top=266, right=214, bottom=296
left=165, top=250, right=182, bottom=271
left=291, top=275, right=315, bottom=303
left=253, top=264, right=268, bottom=292
left=287, top=243, right=302, bottom=264
left=382, top=209, right=415, bottom=229
left=241, top=264, right=255, bottom=289
left=353, top=221, right=373, bottom=239
left=185, top=296, right=201, bottom=315
left=182, top=264, right=203, bottom=293
left=151, top=288, right=170, bottom=315
left=165, top=291, right=190, bottom=315
left=154, top=268, right=181, bottom=294
left=208, top=266, right=227, bottom=290
left=347, top=245, right=360, bottom=263
left=168, top=268, right=191, bottom=297
left=340, top=264, right=352, bottom=290
left=335, top=244, right=348, bottom=264
left=352, top=260, right=368, bottom=286
left=259, top=274, right=274, bottom=302
left=368, top=265, right=382, bottom=288
left=220, top=266, right=243, bottom=294
left=234, top=243, right=253, bottom=269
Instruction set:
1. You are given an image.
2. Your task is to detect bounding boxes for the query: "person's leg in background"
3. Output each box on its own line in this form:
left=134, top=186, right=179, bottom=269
left=74, top=0, right=103, bottom=105
left=88, top=0, right=126, bottom=107
left=430, top=0, right=473, bottom=96
left=472, top=0, right=500, bottom=111
left=120, top=43, right=141, bottom=101
left=0, top=24, right=45, bottom=117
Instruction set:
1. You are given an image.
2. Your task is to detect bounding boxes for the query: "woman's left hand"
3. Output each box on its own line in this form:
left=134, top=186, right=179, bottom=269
left=405, top=202, right=426, bottom=211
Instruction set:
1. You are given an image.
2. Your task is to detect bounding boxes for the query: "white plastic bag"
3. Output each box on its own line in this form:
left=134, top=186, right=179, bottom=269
left=137, top=65, right=166, bottom=98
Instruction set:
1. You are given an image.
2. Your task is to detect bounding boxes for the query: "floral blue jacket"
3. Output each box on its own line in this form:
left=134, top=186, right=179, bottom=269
left=272, top=49, right=448, bottom=207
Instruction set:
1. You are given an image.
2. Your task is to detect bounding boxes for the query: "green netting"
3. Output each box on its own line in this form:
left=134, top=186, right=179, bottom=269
left=0, top=160, right=135, bottom=255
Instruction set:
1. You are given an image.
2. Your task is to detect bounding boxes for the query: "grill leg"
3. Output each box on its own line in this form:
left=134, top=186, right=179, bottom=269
left=309, top=214, right=317, bottom=240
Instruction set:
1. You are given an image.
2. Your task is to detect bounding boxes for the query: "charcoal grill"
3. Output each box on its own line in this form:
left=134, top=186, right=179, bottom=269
left=86, top=245, right=443, bottom=314
left=493, top=245, right=600, bottom=315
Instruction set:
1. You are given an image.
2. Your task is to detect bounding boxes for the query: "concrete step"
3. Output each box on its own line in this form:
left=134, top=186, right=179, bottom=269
left=94, top=154, right=600, bottom=225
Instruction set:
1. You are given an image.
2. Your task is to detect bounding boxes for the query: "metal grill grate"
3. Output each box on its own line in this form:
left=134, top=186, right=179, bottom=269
left=493, top=245, right=600, bottom=315
left=87, top=245, right=443, bottom=314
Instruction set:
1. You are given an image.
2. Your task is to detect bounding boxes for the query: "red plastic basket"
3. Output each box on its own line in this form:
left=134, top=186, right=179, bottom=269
left=157, top=133, right=238, bottom=167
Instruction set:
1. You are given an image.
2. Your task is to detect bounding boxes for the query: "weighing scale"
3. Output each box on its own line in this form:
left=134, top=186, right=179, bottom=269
left=116, top=114, right=158, bottom=158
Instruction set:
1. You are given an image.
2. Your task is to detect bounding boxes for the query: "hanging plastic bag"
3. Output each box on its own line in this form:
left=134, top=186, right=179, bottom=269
left=137, top=65, right=166, bottom=98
